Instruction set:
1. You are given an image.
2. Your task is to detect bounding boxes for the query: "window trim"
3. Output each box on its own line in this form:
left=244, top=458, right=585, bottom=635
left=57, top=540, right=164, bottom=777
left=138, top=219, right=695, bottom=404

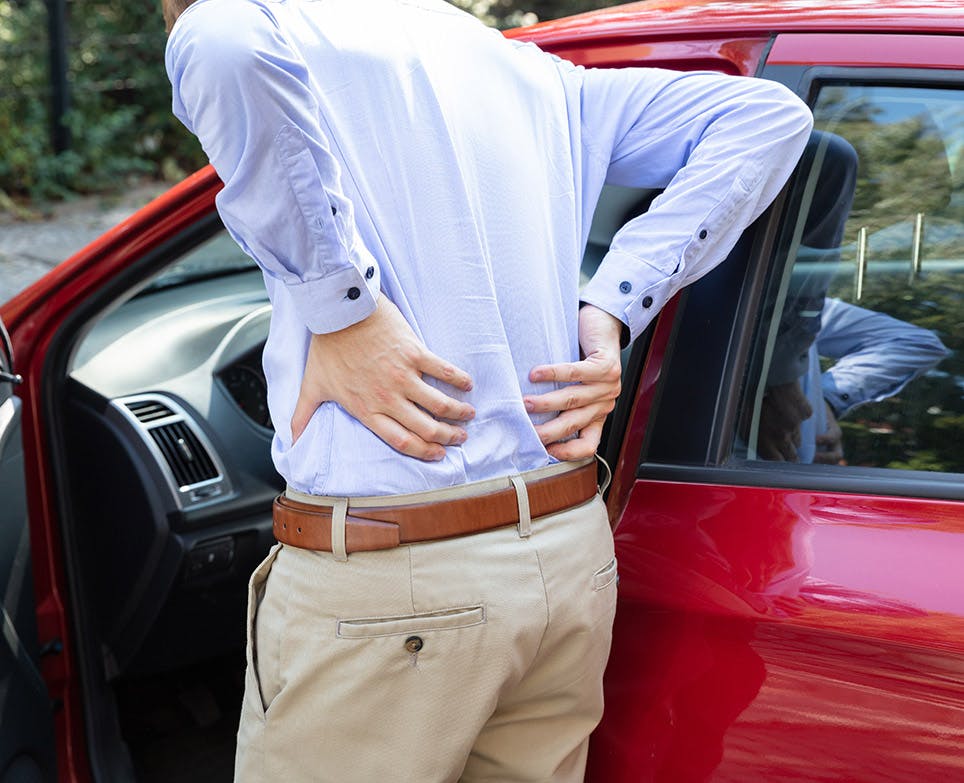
left=638, top=460, right=964, bottom=502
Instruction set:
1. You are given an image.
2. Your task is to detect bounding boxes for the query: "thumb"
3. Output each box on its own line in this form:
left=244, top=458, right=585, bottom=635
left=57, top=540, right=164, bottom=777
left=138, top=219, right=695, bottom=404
left=290, top=385, right=326, bottom=444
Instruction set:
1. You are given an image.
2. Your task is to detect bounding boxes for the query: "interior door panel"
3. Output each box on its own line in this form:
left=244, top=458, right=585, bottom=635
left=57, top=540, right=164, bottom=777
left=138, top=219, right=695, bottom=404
left=0, top=329, right=55, bottom=782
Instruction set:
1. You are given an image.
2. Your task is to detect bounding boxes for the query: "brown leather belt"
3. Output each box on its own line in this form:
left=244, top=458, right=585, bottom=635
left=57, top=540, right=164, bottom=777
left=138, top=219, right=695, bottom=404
left=273, top=462, right=598, bottom=554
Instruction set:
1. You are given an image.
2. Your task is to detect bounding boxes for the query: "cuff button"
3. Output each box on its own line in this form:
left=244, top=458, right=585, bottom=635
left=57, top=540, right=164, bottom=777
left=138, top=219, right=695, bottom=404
left=331, top=205, right=338, bottom=216
left=346, top=286, right=361, bottom=301
left=365, top=266, right=375, bottom=280
left=698, top=229, right=708, bottom=240
left=619, top=281, right=632, bottom=294
left=642, top=296, right=654, bottom=308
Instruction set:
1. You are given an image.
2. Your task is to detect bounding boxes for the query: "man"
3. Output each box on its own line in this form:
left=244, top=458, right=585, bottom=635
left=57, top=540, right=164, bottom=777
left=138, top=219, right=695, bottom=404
left=164, top=1, right=812, bottom=780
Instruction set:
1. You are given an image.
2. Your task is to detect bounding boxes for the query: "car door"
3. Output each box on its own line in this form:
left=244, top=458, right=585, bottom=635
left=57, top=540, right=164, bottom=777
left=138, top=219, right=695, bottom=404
left=588, top=30, right=964, bottom=783
left=0, top=316, right=56, bottom=781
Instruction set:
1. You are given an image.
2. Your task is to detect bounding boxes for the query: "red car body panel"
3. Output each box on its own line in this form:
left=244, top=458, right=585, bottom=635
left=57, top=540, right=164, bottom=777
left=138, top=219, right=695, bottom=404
left=768, top=32, right=964, bottom=69
left=533, top=36, right=770, bottom=75
left=4, top=1, right=963, bottom=781
left=590, top=481, right=964, bottom=781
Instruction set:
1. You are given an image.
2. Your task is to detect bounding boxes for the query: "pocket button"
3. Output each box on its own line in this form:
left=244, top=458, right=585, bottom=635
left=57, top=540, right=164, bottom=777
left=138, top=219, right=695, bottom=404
left=405, top=636, right=424, bottom=653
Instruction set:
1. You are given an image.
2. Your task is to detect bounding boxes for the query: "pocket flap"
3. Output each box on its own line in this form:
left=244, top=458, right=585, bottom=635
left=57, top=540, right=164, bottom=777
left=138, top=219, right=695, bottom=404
left=337, top=605, right=486, bottom=639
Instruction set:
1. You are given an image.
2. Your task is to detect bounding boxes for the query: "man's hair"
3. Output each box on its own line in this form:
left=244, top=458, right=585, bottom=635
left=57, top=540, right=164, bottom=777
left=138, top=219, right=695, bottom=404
left=162, top=0, right=198, bottom=33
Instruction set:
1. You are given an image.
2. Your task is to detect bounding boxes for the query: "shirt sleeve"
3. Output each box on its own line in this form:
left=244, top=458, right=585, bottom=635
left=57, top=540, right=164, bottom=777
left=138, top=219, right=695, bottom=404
left=817, top=298, right=951, bottom=417
left=575, top=67, right=814, bottom=343
left=165, top=0, right=380, bottom=334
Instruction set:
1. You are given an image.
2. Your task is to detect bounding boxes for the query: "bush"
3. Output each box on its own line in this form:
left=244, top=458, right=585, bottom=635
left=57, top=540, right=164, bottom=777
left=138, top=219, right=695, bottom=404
left=0, top=0, right=205, bottom=203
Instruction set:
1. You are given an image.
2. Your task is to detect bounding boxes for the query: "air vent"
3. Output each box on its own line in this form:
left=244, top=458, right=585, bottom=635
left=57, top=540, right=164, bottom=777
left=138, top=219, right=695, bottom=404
left=113, top=393, right=230, bottom=508
left=149, top=421, right=219, bottom=488
left=125, top=399, right=175, bottom=423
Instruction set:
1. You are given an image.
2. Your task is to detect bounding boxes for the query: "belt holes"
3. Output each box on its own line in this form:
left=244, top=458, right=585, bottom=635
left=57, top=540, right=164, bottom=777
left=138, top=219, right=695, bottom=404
left=282, top=523, right=287, bottom=529
left=297, top=527, right=302, bottom=534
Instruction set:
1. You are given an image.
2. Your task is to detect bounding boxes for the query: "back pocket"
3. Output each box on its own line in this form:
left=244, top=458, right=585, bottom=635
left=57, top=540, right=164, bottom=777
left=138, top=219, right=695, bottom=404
left=592, top=557, right=618, bottom=591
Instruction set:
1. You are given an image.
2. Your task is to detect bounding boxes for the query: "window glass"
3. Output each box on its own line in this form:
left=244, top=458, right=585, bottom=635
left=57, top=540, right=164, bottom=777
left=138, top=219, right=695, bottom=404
left=737, top=83, right=964, bottom=472
left=140, top=230, right=256, bottom=294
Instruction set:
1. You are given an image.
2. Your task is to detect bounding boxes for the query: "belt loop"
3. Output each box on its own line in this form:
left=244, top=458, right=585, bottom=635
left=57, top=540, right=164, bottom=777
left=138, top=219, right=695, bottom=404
left=595, top=454, right=612, bottom=496
left=509, top=475, right=531, bottom=538
left=331, top=497, right=349, bottom=562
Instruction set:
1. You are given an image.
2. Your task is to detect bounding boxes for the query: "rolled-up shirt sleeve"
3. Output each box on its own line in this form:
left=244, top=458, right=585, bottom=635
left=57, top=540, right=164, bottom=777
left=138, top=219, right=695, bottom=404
left=165, top=0, right=380, bottom=334
left=576, top=67, right=814, bottom=343
left=818, top=298, right=951, bottom=417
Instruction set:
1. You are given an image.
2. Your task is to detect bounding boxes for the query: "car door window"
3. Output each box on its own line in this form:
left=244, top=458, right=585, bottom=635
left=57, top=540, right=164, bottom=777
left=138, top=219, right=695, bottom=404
left=737, top=83, right=964, bottom=470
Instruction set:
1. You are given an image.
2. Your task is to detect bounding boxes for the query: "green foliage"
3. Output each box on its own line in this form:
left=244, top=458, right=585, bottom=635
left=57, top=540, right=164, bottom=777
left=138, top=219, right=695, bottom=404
left=0, top=0, right=203, bottom=202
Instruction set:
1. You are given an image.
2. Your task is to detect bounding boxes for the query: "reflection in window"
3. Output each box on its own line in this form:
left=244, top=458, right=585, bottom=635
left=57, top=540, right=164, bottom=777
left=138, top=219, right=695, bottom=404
left=740, top=84, right=963, bottom=472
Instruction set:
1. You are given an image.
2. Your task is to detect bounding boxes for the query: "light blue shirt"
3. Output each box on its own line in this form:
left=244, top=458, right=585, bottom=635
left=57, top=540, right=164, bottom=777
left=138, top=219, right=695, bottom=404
left=166, top=0, right=812, bottom=496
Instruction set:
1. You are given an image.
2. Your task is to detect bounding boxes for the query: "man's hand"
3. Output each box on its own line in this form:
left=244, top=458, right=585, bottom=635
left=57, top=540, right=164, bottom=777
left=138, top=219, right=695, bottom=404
left=757, top=381, right=813, bottom=462
left=814, top=400, right=844, bottom=465
left=291, top=295, right=475, bottom=461
left=524, top=305, right=623, bottom=460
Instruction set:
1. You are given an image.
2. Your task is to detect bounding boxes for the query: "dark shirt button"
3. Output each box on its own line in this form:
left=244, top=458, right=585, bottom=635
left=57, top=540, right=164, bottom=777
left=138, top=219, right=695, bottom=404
left=346, top=287, right=361, bottom=301
left=405, top=636, right=423, bottom=653
left=642, top=296, right=654, bottom=308
left=699, top=229, right=708, bottom=240
left=331, top=205, right=337, bottom=216
left=841, top=393, right=850, bottom=401
left=365, top=266, right=375, bottom=280
left=619, top=281, right=632, bottom=294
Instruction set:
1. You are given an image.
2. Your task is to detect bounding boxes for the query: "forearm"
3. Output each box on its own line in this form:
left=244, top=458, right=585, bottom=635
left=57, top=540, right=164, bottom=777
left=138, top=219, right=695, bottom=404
left=579, top=68, right=813, bottom=342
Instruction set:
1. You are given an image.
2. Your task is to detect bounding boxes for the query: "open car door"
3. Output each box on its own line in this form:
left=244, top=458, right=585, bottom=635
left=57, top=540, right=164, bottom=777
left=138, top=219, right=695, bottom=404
left=0, top=315, right=56, bottom=782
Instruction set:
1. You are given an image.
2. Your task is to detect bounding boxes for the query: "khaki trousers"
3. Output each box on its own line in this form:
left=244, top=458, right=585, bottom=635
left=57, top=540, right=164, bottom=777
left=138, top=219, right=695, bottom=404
left=235, top=463, right=617, bottom=782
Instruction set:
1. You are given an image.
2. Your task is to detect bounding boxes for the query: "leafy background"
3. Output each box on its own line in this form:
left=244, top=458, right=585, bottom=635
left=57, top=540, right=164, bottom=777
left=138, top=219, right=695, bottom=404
left=0, top=0, right=615, bottom=205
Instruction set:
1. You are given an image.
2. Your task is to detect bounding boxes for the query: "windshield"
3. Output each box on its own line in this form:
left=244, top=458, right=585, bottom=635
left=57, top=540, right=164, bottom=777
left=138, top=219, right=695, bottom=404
left=141, top=230, right=257, bottom=293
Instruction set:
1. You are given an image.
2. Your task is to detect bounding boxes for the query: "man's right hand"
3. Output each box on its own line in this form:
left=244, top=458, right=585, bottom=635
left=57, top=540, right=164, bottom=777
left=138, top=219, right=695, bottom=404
left=757, top=381, right=813, bottom=462
left=291, top=295, right=475, bottom=461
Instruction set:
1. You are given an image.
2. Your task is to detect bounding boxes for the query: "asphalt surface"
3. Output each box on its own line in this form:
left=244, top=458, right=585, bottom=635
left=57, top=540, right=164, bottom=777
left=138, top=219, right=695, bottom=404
left=0, top=182, right=168, bottom=304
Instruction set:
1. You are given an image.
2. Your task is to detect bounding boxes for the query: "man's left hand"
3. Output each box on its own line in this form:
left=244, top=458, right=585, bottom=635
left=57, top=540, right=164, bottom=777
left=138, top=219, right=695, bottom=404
left=524, top=305, right=623, bottom=460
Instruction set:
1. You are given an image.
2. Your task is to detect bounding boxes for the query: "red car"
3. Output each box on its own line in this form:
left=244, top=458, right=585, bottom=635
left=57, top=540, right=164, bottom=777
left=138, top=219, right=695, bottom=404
left=3, top=0, right=963, bottom=780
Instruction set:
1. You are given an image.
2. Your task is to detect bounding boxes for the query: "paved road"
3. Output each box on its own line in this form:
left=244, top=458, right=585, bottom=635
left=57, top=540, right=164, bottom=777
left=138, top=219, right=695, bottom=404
left=0, top=183, right=168, bottom=303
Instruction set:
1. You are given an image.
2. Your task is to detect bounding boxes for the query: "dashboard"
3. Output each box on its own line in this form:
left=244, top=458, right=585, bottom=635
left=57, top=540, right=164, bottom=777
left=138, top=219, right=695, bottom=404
left=64, top=265, right=281, bottom=677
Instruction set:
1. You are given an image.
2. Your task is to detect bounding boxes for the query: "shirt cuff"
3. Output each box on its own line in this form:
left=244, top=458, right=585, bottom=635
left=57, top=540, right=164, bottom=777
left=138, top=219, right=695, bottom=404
left=821, top=376, right=858, bottom=418
left=580, top=249, right=676, bottom=344
left=286, top=260, right=381, bottom=334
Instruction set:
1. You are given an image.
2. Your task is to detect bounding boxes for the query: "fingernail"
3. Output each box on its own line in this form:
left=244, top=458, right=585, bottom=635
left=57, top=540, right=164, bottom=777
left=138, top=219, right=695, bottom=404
left=524, top=398, right=534, bottom=412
